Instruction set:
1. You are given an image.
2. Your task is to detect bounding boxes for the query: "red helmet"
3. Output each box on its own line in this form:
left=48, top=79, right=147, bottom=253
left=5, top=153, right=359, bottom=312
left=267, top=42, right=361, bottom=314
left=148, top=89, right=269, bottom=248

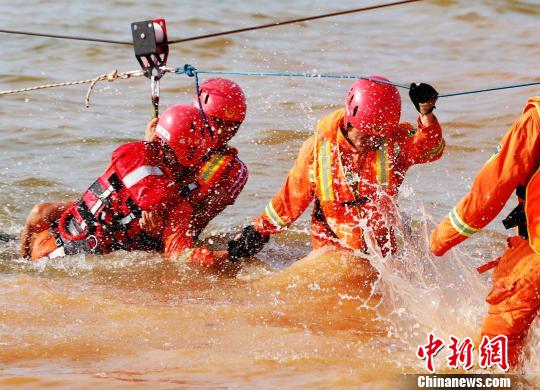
left=193, top=78, right=247, bottom=124
left=155, top=104, right=212, bottom=167
left=344, top=76, right=401, bottom=137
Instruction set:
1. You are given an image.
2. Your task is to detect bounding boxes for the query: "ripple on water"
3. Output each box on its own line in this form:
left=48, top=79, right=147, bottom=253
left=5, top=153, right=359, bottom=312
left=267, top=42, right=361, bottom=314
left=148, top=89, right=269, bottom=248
left=14, top=177, right=61, bottom=187
left=256, top=128, right=312, bottom=145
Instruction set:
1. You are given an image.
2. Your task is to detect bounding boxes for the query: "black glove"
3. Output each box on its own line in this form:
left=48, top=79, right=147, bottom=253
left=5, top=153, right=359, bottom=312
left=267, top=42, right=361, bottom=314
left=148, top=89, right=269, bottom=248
left=227, top=225, right=269, bottom=262
left=409, top=83, right=438, bottom=114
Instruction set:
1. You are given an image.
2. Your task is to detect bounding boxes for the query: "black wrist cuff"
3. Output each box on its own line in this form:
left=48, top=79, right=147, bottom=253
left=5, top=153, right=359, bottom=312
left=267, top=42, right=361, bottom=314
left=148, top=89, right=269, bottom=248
left=227, top=225, right=269, bottom=261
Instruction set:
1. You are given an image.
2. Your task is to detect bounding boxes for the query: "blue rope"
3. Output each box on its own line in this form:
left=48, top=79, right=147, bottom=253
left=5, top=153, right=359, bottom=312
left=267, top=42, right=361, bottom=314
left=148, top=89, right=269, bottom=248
left=176, top=65, right=409, bottom=89
left=176, top=64, right=540, bottom=99
left=439, top=81, right=540, bottom=98
left=177, top=64, right=213, bottom=137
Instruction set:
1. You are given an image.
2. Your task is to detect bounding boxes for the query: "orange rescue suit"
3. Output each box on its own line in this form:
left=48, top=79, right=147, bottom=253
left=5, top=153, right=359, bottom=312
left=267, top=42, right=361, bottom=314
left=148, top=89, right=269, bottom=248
left=161, top=146, right=248, bottom=266
left=253, top=109, right=444, bottom=255
left=430, top=97, right=540, bottom=367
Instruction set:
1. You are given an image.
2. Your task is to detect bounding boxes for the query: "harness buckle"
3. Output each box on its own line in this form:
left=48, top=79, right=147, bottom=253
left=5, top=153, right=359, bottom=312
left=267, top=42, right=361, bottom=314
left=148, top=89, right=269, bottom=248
left=502, top=185, right=529, bottom=239
left=86, top=235, right=99, bottom=251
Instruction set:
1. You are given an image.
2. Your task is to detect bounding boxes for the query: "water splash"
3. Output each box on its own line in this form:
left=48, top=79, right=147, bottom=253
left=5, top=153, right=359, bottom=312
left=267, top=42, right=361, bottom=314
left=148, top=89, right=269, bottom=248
left=0, top=192, right=538, bottom=384
left=356, top=190, right=539, bottom=378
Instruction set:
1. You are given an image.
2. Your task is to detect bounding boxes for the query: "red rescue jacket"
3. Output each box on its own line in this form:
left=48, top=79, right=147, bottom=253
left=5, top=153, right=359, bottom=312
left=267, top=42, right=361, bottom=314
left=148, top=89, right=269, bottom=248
left=58, top=141, right=183, bottom=255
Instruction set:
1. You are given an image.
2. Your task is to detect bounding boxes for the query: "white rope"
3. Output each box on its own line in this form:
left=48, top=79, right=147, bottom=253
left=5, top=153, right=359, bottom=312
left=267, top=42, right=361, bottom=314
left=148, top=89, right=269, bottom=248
left=0, top=68, right=175, bottom=107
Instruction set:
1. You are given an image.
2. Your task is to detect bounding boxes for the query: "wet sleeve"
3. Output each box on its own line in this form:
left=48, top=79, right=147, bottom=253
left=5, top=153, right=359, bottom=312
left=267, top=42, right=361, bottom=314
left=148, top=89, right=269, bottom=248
left=113, top=148, right=177, bottom=212
left=431, top=108, right=540, bottom=256
left=161, top=200, right=216, bottom=267
left=403, top=115, right=445, bottom=166
left=190, top=157, right=249, bottom=233
left=252, top=136, right=316, bottom=235
left=122, top=167, right=176, bottom=212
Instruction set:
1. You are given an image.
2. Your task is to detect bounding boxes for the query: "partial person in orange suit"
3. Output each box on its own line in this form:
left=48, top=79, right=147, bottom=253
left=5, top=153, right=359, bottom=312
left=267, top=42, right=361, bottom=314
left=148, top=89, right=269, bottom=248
left=226, top=77, right=444, bottom=261
left=430, top=96, right=540, bottom=368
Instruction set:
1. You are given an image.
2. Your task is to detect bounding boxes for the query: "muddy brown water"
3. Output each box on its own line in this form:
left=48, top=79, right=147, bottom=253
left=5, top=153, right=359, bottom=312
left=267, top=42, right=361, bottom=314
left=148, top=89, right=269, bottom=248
left=0, top=0, right=539, bottom=388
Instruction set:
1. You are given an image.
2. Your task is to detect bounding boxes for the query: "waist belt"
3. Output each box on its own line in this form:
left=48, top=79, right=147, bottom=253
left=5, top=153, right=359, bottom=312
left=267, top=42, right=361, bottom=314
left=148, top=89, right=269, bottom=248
left=313, top=198, right=338, bottom=239
left=52, top=225, right=101, bottom=257
left=502, top=185, right=528, bottom=239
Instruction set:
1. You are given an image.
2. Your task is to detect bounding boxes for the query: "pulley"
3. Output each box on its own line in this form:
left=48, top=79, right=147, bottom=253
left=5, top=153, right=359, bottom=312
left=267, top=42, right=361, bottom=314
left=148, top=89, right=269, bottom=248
left=131, top=19, right=169, bottom=118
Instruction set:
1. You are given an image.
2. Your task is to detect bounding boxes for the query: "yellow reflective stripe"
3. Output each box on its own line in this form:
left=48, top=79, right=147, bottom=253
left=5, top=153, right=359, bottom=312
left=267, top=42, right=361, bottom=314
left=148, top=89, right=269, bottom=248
left=199, top=154, right=227, bottom=184
left=449, top=207, right=480, bottom=237
left=264, top=200, right=287, bottom=228
left=375, top=143, right=390, bottom=188
left=176, top=248, right=194, bottom=263
left=317, top=140, right=335, bottom=201
left=308, top=167, right=315, bottom=183
left=533, top=102, right=540, bottom=116
left=423, top=138, right=445, bottom=159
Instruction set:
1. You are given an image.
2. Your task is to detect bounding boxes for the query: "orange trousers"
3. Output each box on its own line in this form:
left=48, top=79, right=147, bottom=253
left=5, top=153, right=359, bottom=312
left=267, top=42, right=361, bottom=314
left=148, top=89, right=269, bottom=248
left=29, top=230, right=58, bottom=260
left=481, top=236, right=540, bottom=367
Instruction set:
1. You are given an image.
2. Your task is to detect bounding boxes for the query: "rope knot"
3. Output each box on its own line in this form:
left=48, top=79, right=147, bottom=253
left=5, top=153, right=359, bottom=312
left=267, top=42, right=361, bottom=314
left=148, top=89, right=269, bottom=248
left=106, top=70, right=119, bottom=82
left=182, top=64, right=197, bottom=77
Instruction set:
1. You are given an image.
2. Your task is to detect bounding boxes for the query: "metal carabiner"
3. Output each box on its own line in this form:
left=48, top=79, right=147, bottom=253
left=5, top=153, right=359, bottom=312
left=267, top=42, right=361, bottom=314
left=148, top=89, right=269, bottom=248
left=150, top=75, right=160, bottom=119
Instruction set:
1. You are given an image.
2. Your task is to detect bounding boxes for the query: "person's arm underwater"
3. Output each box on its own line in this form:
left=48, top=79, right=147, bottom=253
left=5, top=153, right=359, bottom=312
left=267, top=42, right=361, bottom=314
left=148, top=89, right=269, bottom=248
left=430, top=104, right=540, bottom=256
left=227, top=136, right=317, bottom=261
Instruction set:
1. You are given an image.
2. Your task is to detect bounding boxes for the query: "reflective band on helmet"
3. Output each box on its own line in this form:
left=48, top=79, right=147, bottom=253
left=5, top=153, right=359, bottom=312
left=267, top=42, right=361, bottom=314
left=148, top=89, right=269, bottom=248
left=317, top=140, right=335, bottom=201
left=264, top=200, right=287, bottom=228
left=449, top=207, right=480, bottom=237
left=423, top=138, right=445, bottom=159
left=122, top=166, right=164, bottom=189
left=155, top=124, right=171, bottom=141
left=375, top=142, right=390, bottom=188
left=176, top=248, right=194, bottom=264
left=199, top=154, right=227, bottom=184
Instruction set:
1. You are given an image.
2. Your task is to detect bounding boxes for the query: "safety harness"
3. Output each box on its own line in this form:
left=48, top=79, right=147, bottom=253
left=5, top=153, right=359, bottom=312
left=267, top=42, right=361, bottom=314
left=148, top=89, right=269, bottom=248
left=57, top=171, right=143, bottom=255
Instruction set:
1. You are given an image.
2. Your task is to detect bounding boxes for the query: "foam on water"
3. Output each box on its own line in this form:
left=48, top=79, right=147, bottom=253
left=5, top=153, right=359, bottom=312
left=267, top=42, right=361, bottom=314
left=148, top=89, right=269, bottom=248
left=358, top=190, right=539, bottom=379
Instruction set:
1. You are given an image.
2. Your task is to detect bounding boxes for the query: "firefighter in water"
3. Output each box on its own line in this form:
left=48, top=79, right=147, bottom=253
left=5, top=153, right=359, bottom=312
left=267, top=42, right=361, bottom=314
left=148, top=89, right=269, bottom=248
left=151, top=78, right=248, bottom=267
left=226, top=77, right=444, bottom=261
left=430, top=97, right=540, bottom=368
left=22, top=79, right=248, bottom=267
